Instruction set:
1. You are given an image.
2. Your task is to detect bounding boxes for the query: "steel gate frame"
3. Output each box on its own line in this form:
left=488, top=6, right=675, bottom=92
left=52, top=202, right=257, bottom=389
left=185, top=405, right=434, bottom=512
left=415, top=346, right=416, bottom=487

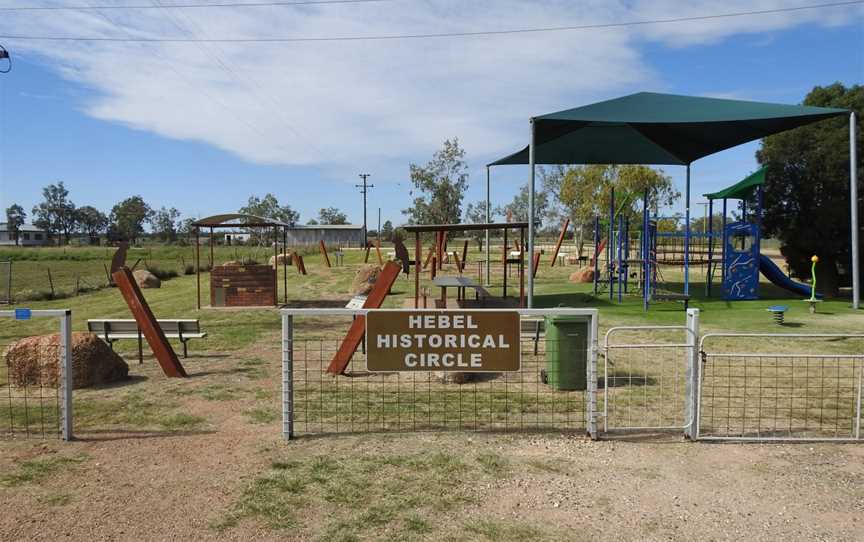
left=281, top=307, right=600, bottom=440
left=0, top=309, right=73, bottom=441
left=599, top=309, right=700, bottom=438
left=697, top=332, right=864, bottom=443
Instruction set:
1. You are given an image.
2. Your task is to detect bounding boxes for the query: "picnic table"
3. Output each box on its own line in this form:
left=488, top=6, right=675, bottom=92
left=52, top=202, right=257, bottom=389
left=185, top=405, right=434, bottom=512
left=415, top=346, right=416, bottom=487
left=433, top=276, right=490, bottom=307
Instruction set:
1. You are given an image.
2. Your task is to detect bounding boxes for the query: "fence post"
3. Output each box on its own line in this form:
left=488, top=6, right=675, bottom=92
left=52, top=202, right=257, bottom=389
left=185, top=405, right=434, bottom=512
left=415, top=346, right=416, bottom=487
left=586, top=310, right=599, bottom=440
left=60, top=310, right=73, bottom=441
left=282, top=312, right=294, bottom=441
left=684, top=308, right=700, bottom=440
left=856, top=360, right=862, bottom=440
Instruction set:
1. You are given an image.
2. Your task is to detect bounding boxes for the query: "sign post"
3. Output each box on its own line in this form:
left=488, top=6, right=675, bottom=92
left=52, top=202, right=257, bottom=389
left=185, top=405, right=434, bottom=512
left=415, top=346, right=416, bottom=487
left=366, top=310, right=521, bottom=373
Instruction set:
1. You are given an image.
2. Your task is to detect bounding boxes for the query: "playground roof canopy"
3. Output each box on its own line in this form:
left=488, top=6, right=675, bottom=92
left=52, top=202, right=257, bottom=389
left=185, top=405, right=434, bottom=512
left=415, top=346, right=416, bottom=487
left=703, top=167, right=766, bottom=201
left=488, top=92, right=848, bottom=166
left=192, top=213, right=291, bottom=228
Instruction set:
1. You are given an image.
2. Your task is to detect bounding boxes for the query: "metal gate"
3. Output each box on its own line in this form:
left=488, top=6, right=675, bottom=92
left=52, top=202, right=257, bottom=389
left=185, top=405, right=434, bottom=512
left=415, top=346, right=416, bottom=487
left=600, top=309, right=699, bottom=437
left=697, top=333, right=864, bottom=442
left=1, top=309, right=73, bottom=441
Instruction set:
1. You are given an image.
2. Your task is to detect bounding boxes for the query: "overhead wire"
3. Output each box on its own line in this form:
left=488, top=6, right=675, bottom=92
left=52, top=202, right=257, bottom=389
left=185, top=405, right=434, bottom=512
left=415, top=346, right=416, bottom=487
left=147, top=0, right=322, bottom=155
left=0, top=0, right=860, bottom=42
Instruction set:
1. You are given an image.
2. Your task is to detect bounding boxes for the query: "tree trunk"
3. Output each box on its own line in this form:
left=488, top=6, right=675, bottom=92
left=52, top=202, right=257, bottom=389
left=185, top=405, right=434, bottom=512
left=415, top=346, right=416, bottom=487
left=818, top=257, right=841, bottom=298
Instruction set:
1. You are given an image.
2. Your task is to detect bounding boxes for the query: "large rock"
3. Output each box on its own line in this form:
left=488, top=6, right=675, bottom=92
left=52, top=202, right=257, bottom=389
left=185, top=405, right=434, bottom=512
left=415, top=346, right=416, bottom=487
left=133, top=269, right=161, bottom=289
left=350, top=264, right=382, bottom=296
left=570, top=268, right=595, bottom=283
left=5, top=332, right=129, bottom=389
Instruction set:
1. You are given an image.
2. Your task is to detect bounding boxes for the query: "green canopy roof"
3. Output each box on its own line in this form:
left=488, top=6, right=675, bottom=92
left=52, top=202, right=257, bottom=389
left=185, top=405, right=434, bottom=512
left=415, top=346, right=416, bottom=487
left=703, top=167, right=766, bottom=200
left=489, top=92, right=848, bottom=166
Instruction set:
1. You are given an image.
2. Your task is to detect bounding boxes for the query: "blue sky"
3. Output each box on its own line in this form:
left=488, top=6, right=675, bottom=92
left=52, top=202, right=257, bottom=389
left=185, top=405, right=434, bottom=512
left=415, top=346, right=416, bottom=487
left=0, top=0, right=861, bottom=229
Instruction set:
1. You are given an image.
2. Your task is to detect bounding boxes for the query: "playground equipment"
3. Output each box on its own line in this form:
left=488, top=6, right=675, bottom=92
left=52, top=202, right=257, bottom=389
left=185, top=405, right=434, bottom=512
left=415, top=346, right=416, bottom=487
left=806, top=256, right=822, bottom=313
left=703, top=168, right=821, bottom=301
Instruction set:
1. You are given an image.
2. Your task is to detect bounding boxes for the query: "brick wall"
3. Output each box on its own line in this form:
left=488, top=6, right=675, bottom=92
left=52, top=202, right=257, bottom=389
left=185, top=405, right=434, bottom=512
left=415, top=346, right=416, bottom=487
left=211, top=264, right=276, bottom=307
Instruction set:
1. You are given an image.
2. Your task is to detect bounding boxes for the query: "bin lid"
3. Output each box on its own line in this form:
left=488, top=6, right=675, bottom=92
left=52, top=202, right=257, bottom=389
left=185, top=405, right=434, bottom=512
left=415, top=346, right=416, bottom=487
left=544, top=314, right=589, bottom=324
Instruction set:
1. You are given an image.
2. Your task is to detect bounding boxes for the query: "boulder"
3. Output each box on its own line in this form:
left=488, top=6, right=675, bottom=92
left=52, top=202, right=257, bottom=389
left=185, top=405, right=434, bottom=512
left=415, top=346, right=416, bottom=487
left=133, top=269, right=161, bottom=289
left=570, top=268, right=595, bottom=283
left=269, top=253, right=292, bottom=268
left=350, top=264, right=382, bottom=296
left=5, top=332, right=129, bottom=389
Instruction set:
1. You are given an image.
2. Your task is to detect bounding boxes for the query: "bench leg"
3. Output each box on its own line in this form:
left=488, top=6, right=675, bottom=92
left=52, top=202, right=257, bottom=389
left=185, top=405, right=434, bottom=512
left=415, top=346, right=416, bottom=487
left=182, top=339, right=188, bottom=358
left=137, top=331, right=143, bottom=364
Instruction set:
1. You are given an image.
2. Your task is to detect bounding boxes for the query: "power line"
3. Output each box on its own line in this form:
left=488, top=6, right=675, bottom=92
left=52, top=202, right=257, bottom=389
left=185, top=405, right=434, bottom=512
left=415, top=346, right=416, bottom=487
left=0, top=0, right=860, bottom=42
left=0, top=0, right=388, bottom=11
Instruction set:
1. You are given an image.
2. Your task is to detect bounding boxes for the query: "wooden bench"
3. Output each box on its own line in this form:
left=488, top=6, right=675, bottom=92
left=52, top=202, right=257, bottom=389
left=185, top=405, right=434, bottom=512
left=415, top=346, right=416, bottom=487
left=521, top=318, right=545, bottom=355
left=652, top=293, right=690, bottom=311
left=87, top=319, right=207, bottom=363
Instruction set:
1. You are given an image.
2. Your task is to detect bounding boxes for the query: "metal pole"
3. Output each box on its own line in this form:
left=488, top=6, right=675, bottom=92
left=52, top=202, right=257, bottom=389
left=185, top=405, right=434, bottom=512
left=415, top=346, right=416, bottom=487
left=707, top=198, right=714, bottom=297
left=685, top=308, right=700, bottom=440
left=60, top=310, right=73, bottom=441
left=851, top=112, right=860, bottom=310
left=684, top=164, right=691, bottom=296
left=527, top=119, right=536, bottom=308
left=485, top=166, right=491, bottom=287
left=643, top=190, right=649, bottom=311
left=282, top=313, right=294, bottom=440
left=609, top=187, right=615, bottom=302
left=195, top=227, right=201, bottom=310
left=721, top=199, right=727, bottom=293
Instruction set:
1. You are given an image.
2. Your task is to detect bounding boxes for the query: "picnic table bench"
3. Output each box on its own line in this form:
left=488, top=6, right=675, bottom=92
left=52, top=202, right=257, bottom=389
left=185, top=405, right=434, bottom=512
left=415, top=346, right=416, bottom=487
left=433, top=276, right=492, bottom=307
left=87, top=319, right=207, bottom=363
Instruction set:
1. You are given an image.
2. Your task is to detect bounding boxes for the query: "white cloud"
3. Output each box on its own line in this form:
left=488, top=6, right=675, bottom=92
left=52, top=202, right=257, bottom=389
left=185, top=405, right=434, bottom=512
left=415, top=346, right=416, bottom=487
left=2, top=0, right=861, bottom=176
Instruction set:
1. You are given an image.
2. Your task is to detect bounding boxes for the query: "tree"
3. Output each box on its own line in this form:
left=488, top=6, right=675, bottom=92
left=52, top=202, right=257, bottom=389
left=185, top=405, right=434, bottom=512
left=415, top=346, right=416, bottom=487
left=306, top=218, right=319, bottom=225
left=380, top=220, right=394, bottom=241
left=75, top=205, right=108, bottom=245
left=464, top=200, right=496, bottom=250
left=150, top=207, right=181, bottom=242
left=756, top=83, right=863, bottom=295
left=5, top=204, right=26, bottom=246
left=542, top=164, right=679, bottom=255
left=403, top=138, right=469, bottom=225
left=318, top=207, right=348, bottom=225
left=31, top=181, right=76, bottom=245
left=498, top=184, right=552, bottom=229
left=239, top=194, right=299, bottom=225
left=109, top=196, right=153, bottom=243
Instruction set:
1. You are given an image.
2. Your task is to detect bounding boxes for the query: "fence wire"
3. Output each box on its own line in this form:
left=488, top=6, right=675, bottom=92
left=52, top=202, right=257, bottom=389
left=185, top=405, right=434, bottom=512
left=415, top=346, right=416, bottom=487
left=601, top=326, right=694, bottom=434
left=284, top=311, right=596, bottom=437
left=1, top=318, right=67, bottom=440
left=698, top=334, right=864, bottom=442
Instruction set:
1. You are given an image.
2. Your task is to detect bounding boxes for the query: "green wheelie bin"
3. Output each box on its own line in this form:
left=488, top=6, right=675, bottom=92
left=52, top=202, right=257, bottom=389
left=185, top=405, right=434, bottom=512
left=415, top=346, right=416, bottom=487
left=544, top=315, right=589, bottom=391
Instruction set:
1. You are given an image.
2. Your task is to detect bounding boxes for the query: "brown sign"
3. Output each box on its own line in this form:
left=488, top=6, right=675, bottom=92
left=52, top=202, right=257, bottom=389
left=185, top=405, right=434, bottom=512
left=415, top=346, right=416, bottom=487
left=366, top=310, right=521, bottom=372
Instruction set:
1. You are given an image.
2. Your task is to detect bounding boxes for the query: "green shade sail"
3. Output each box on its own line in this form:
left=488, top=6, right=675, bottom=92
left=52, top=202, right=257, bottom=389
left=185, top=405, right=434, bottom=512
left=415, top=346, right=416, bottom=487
left=488, top=92, right=848, bottom=167
left=703, top=167, right=766, bottom=200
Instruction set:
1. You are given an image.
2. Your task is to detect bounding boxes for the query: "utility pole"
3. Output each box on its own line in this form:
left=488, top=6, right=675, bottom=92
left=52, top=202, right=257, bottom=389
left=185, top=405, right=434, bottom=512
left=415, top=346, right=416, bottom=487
left=356, top=174, right=373, bottom=245
left=377, top=207, right=381, bottom=239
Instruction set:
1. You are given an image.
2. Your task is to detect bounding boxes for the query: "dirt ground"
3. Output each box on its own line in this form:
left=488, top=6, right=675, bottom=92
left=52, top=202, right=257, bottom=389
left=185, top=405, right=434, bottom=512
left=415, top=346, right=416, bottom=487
left=1, top=334, right=863, bottom=542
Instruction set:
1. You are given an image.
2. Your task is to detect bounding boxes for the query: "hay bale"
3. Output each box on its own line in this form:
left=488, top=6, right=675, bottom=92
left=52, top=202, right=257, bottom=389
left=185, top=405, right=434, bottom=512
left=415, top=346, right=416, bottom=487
left=350, top=264, right=382, bottom=296
left=5, top=332, right=129, bottom=389
left=133, top=269, right=161, bottom=289
left=570, top=268, right=595, bottom=283
left=268, top=253, right=292, bottom=268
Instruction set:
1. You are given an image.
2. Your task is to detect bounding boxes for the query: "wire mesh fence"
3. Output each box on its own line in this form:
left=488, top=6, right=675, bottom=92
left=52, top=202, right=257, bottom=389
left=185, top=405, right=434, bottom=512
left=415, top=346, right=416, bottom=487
left=601, top=324, right=695, bottom=434
left=282, top=309, right=598, bottom=438
left=697, top=334, right=864, bottom=442
left=0, top=310, right=72, bottom=440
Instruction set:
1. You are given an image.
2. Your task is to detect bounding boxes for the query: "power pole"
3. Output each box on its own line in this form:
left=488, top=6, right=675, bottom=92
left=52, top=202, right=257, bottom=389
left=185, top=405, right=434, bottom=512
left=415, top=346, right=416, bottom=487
left=356, top=174, right=373, bottom=245
left=377, top=207, right=381, bottom=240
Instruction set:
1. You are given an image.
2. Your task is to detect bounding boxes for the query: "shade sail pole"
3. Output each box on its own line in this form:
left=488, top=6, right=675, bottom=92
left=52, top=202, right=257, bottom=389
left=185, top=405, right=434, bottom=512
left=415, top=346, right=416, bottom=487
left=485, top=166, right=491, bottom=286
left=527, top=118, right=536, bottom=308
left=851, top=112, right=860, bottom=310
left=684, top=164, right=691, bottom=297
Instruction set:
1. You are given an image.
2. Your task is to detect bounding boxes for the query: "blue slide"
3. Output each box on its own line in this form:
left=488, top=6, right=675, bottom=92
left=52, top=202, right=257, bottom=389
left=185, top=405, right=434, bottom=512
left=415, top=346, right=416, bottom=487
left=758, top=254, right=822, bottom=299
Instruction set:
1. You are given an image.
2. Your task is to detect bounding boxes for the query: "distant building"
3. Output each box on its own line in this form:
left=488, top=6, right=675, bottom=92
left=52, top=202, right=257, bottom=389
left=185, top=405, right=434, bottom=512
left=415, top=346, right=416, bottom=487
left=0, top=223, right=50, bottom=246
left=284, top=224, right=365, bottom=247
